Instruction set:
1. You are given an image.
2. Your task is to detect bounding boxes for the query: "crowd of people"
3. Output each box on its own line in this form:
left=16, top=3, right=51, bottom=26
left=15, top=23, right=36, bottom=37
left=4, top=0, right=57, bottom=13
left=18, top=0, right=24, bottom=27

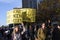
left=0, top=21, right=60, bottom=40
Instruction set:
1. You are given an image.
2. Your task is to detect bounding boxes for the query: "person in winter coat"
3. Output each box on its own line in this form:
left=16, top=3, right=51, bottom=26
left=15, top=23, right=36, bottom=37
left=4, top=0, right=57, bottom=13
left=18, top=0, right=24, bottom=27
left=52, top=25, right=60, bottom=40
left=37, top=23, right=46, bottom=40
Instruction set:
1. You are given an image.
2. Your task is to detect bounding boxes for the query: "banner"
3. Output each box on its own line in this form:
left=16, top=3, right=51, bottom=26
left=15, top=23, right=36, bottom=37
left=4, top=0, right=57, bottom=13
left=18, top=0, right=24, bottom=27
left=7, top=8, right=36, bottom=24
left=21, top=8, right=36, bottom=22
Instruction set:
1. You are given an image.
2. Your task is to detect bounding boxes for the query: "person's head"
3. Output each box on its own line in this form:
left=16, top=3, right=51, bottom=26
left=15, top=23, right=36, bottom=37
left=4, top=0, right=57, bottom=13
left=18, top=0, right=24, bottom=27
left=34, top=25, right=37, bottom=28
left=48, top=19, right=51, bottom=23
left=57, top=25, right=60, bottom=29
left=14, top=25, right=20, bottom=33
left=41, top=23, right=46, bottom=29
left=29, top=25, right=32, bottom=30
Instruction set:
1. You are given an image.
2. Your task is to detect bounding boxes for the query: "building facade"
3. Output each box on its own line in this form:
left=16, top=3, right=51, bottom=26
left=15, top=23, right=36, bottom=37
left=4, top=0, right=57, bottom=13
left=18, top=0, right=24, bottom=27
left=22, top=0, right=37, bottom=9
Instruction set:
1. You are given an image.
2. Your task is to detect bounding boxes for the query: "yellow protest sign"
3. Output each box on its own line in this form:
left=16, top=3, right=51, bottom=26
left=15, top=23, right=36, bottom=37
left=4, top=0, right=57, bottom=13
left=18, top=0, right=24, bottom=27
left=7, top=8, right=36, bottom=25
